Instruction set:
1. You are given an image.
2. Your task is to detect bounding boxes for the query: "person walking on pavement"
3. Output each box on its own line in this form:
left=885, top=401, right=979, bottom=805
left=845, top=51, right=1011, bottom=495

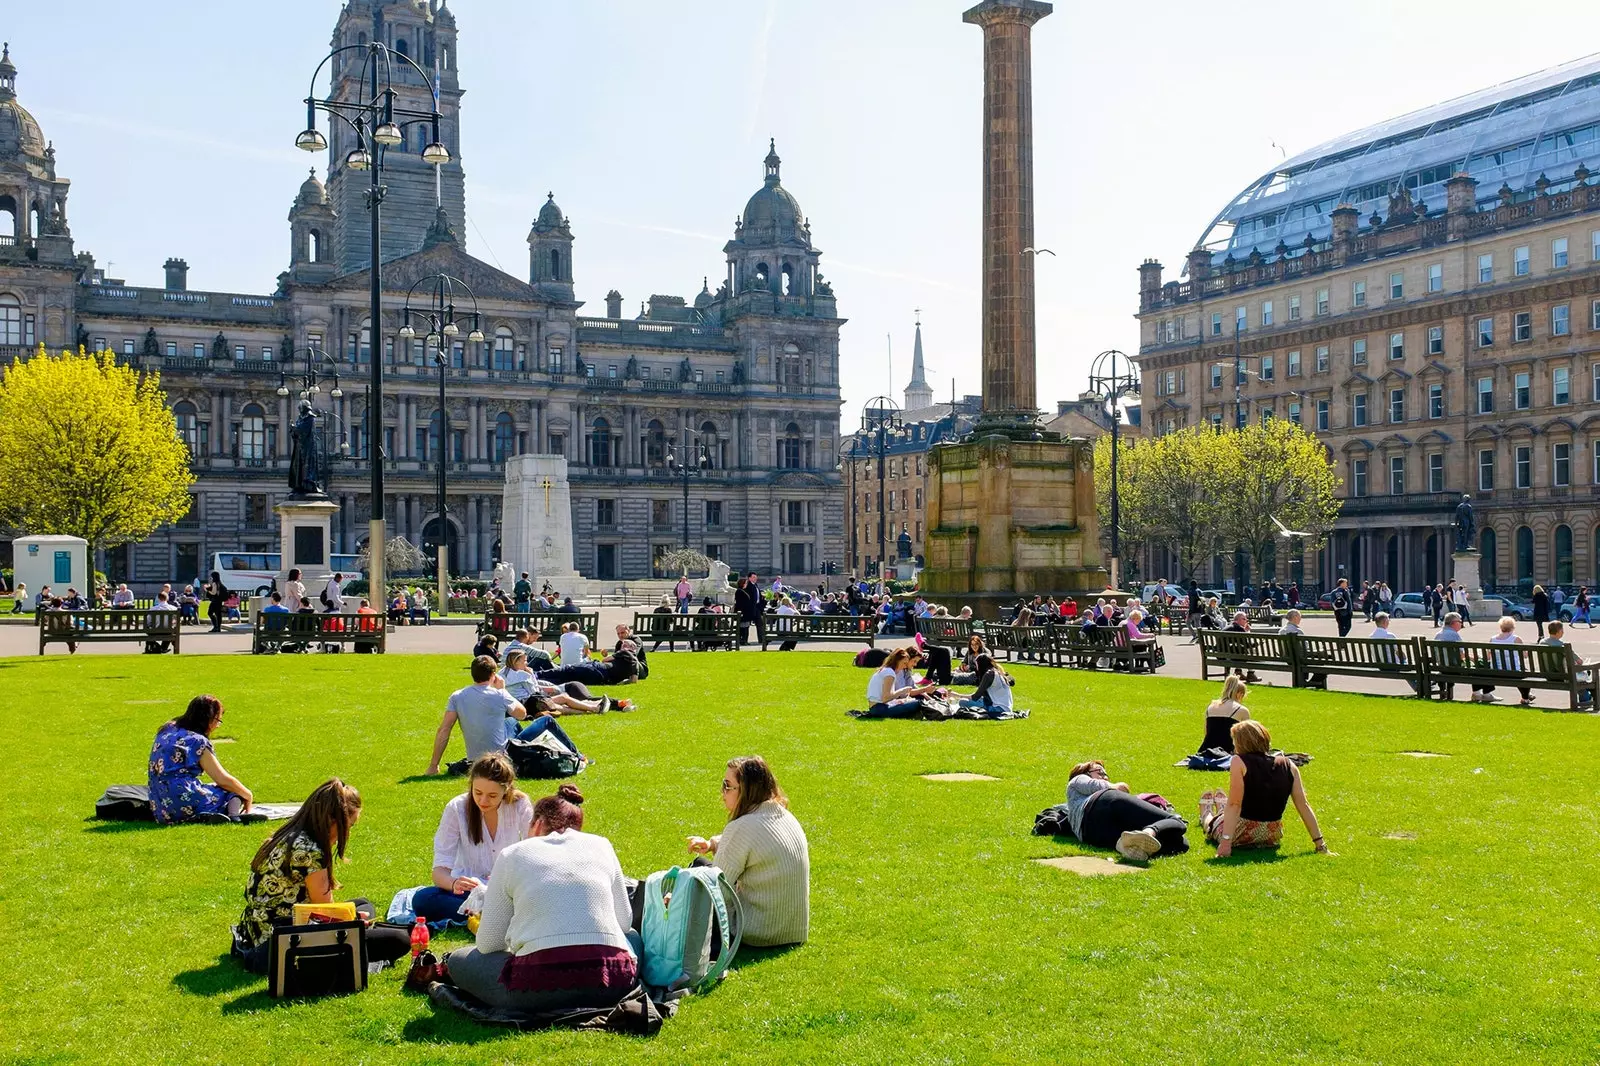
left=1331, top=578, right=1354, bottom=637
left=736, top=571, right=766, bottom=650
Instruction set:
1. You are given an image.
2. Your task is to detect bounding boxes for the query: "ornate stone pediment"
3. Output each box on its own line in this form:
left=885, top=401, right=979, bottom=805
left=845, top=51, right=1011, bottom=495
left=330, top=242, right=550, bottom=306
left=771, top=471, right=827, bottom=488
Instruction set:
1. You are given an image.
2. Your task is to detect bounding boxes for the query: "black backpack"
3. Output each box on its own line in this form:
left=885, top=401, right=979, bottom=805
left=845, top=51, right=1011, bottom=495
left=507, top=732, right=584, bottom=779
left=96, top=784, right=155, bottom=821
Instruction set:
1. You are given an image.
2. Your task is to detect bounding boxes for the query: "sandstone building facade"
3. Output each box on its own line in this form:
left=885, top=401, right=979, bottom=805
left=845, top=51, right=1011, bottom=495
left=0, top=1, right=844, bottom=587
left=1134, top=55, right=1600, bottom=595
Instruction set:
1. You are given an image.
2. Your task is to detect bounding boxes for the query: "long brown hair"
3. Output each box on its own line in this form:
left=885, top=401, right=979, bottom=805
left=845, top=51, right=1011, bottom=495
left=250, top=779, right=362, bottom=888
left=727, top=755, right=788, bottom=822
left=168, top=694, right=222, bottom=736
left=463, top=752, right=523, bottom=846
left=532, top=783, right=585, bottom=834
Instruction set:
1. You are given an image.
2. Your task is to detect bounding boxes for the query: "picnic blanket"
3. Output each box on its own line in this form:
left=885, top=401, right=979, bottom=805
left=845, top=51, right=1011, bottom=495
left=847, top=703, right=1029, bottom=722
left=93, top=785, right=299, bottom=823
left=1174, top=748, right=1312, bottom=771
left=426, top=979, right=672, bottom=1035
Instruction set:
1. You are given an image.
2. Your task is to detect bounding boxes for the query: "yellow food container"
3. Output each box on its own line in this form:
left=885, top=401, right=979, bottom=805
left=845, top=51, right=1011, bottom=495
left=293, top=901, right=359, bottom=924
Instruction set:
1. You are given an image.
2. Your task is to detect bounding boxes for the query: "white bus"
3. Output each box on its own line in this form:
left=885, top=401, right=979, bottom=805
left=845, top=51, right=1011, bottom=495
left=211, top=552, right=363, bottom=596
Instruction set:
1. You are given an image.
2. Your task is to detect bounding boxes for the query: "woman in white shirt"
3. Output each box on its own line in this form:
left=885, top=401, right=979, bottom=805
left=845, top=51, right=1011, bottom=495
left=864, top=647, right=939, bottom=718
left=687, top=756, right=809, bottom=947
left=282, top=568, right=307, bottom=614
left=446, top=785, right=639, bottom=1011
left=1485, top=616, right=1534, bottom=705
left=412, top=753, right=533, bottom=922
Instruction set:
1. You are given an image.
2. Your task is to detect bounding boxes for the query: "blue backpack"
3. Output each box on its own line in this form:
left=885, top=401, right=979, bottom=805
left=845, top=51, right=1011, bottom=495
left=639, top=866, right=743, bottom=993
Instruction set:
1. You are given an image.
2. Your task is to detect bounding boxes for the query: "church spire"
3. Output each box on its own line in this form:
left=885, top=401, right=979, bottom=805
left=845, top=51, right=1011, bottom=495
left=904, top=310, right=934, bottom=411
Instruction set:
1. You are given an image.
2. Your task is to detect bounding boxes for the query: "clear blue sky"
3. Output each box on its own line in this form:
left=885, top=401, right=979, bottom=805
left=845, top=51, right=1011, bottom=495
left=8, top=1, right=1600, bottom=428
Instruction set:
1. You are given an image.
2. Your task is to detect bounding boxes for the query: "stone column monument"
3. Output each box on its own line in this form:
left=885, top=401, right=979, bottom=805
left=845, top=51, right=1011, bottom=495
left=501, top=455, right=582, bottom=591
left=920, top=0, right=1110, bottom=617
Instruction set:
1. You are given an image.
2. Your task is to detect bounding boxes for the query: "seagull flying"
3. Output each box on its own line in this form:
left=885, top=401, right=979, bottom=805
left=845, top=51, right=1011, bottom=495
left=1022, top=247, right=1056, bottom=256
left=1272, top=515, right=1311, bottom=539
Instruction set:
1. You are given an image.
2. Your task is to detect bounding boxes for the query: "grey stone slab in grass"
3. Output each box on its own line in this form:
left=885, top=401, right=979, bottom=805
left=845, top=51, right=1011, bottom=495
left=1034, top=856, right=1144, bottom=876
left=1384, top=831, right=1419, bottom=840
left=1398, top=751, right=1451, bottom=758
left=920, top=773, right=1000, bottom=782
left=124, top=699, right=172, bottom=705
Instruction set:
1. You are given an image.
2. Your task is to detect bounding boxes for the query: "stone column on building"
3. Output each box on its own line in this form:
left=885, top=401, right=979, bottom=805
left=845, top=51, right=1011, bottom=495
left=218, top=392, right=231, bottom=456
left=964, top=0, right=1051, bottom=425
left=771, top=498, right=782, bottom=573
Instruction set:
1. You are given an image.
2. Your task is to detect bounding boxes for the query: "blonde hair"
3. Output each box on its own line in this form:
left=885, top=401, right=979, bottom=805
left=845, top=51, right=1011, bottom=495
left=1219, top=674, right=1248, bottom=704
left=1499, top=616, right=1516, bottom=632
left=1231, top=719, right=1271, bottom=755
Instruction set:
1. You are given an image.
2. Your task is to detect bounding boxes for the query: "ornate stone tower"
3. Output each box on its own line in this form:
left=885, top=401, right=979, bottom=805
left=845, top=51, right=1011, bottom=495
left=325, top=0, right=465, bottom=274
left=287, top=168, right=338, bottom=285
left=527, top=193, right=575, bottom=303
left=722, top=141, right=821, bottom=301
left=904, top=314, right=934, bottom=411
left=0, top=43, right=74, bottom=265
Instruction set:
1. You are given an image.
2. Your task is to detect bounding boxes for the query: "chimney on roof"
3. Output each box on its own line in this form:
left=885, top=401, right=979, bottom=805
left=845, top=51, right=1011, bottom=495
left=604, top=289, right=622, bottom=319
left=164, top=258, right=189, bottom=292
left=1330, top=204, right=1359, bottom=244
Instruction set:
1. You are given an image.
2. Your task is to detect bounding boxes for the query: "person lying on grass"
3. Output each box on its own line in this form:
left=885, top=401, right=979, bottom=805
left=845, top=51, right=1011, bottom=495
left=501, top=649, right=631, bottom=715
left=1200, top=720, right=1329, bottom=857
left=687, top=756, right=809, bottom=947
left=231, top=778, right=410, bottom=973
left=148, top=694, right=253, bottom=825
left=427, top=656, right=584, bottom=776
left=1065, top=760, right=1189, bottom=862
left=444, top=784, right=639, bottom=1012
left=534, top=647, right=643, bottom=688
left=413, top=753, right=533, bottom=923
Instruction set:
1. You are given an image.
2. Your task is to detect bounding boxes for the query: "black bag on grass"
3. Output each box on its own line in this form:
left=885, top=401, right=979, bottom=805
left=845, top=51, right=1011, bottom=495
left=267, top=920, right=367, bottom=998
left=95, top=785, right=155, bottom=821
left=507, top=732, right=584, bottom=779
left=1032, top=803, right=1076, bottom=838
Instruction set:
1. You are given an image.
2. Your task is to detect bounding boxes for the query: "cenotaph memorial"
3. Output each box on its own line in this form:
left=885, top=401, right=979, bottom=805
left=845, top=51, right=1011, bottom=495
left=500, top=454, right=583, bottom=591
left=920, top=0, right=1110, bottom=617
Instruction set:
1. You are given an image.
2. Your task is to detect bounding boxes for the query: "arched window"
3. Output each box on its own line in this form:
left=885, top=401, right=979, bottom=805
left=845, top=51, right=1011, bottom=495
left=349, top=318, right=371, bottom=364
left=494, top=411, right=515, bottom=462
left=1480, top=528, right=1497, bottom=588
left=1515, top=526, right=1534, bottom=588
left=780, top=422, right=804, bottom=469
left=307, top=229, right=322, bottom=263
left=755, top=262, right=770, bottom=285
left=357, top=31, right=367, bottom=46
left=395, top=37, right=409, bottom=57
left=1554, top=524, right=1574, bottom=585
left=550, top=250, right=562, bottom=281
left=0, top=293, right=20, bottom=346
left=238, top=403, right=266, bottom=461
left=441, top=44, right=451, bottom=71
left=645, top=419, right=667, bottom=466
left=28, top=205, right=41, bottom=240
left=0, top=194, right=16, bottom=242
left=782, top=262, right=795, bottom=296
left=493, top=327, right=515, bottom=371
left=590, top=417, right=613, bottom=468
left=700, top=420, right=720, bottom=469
left=174, top=401, right=199, bottom=453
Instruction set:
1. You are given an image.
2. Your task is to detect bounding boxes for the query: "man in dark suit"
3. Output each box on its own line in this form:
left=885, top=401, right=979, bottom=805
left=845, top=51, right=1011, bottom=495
left=735, top=572, right=766, bottom=650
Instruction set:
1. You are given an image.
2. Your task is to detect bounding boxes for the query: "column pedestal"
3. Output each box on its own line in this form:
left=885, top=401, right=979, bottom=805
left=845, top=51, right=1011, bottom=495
left=276, top=496, right=342, bottom=594
left=1451, top=550, right=1489, bottom=619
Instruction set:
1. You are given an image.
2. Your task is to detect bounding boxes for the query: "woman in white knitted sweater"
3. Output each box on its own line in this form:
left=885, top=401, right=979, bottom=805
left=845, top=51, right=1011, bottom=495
left=445, top=784, right=640, bottom=1011
left=688, top=756, right=810, bottom=947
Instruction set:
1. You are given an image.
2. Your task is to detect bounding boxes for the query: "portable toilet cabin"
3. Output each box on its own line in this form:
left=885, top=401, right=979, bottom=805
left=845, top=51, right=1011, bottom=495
left=13, top=535, right=90, bottom=600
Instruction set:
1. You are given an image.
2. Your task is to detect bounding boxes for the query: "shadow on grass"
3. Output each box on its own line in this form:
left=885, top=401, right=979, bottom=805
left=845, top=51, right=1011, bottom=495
left=82, top=818, right=165, bottom=834
left=398, top=774, right=454, bottom=785
left=1202, top=848, right=1309, bottom=866
left=729, top=942, right=802, bottom=971
left=220, top=989, right=308, bottom=1015
left=399, top=1006, right=517, bottom=1045
left=173, top=954, right=258, bottom=997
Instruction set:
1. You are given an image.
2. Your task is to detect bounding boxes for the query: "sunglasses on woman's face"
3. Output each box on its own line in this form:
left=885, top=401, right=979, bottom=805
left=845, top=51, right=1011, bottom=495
left=721, top=779, right=735, bottom=792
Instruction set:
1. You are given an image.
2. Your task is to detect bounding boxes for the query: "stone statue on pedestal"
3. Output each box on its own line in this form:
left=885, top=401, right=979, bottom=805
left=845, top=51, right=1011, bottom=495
left=287, top=400, right=325, bottom=497
left=1454, top=494, right=1476, bottom=553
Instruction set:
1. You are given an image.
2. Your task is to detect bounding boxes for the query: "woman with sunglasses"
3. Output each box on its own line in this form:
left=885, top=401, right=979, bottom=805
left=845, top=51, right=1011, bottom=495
left=1064, top=760, right=1189, bottom=862
left=687, top=756, right=809, bottom=947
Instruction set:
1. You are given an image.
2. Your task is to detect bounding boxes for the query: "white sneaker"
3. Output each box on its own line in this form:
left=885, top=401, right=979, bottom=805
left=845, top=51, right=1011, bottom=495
left=1115, top=828, right=1162, bottom=862
left=1483, top=694, right=1501, bottom=703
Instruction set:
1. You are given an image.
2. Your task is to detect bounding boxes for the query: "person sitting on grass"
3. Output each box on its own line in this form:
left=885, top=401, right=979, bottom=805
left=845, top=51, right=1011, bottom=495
left=1064, top=760, right=1189, bottom=861
left=558, top=621, right=591, bottom=666
left=957, top=654, right=1014, bottom=716
left=427, top=656, right=584, bottom=776
left=502, top=629, right=554, bottom=672
left=502, top=649, right=630, bottom=715
left=1539, top=620, right=1594, bottom=706
left=534, top=647, right=643, bottom=688
left=1199, top=674, right=1251, bottom=753
left=148, top=695, right=253, bottom=825
left=445, top=784, right=639, bottom=1012
left=863, top=647, right=940, bottom=718
left=1200, top=721, right=1329, bottom=856
left=471, top=632, right=501, bottom=663
left=413, top=753, right=534, bottom=923
left=952, top=633, right=992, bottom=685
left=231, top=778, right=411, bottom=973
left=613, top=624, right=649, bottom=677
left=687, top=756, right=809, bottom=947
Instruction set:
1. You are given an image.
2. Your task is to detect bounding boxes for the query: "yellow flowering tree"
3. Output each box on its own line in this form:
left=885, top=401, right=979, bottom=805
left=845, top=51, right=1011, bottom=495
left=0, top=347, right=194, bottom=566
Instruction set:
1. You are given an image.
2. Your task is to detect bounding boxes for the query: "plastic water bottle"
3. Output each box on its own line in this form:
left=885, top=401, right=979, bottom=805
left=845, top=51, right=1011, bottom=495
left=410, top=917, right=430, bottom=957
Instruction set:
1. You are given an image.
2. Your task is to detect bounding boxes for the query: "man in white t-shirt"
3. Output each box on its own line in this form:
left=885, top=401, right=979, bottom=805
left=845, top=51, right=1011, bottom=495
left=558, top=623, right=590, bottom=666
left=324, top=572, right=345, bottom=613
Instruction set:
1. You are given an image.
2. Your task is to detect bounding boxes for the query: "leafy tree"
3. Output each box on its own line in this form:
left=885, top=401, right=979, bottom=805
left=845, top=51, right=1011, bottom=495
left=0, top=347, right=194, bottom=564
left=1209, top=419, right=1342, bottom=584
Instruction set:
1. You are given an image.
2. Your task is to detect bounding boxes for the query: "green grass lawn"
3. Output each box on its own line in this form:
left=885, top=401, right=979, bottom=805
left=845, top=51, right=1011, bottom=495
left=3, top=651, right=1599, bottom=1065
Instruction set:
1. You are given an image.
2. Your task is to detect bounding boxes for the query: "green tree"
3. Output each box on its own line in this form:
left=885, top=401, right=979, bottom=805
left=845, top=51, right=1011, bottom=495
left=0, top=347, right=194, bottom=565
left=1095, top=428, right=1227, bottom=584
left=1210, top=419, right=1342, bottom=584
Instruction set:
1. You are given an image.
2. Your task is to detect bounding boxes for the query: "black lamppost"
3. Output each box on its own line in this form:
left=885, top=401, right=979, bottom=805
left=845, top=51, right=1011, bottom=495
left=276, top=344, right=351, bottom=477
left=666, top=430, right=711, bottom=550
left=1089, top=349, right=1140, bottom=592
left=296, top=40, right=452, bottom=616
left=861, top=396, right=901, bottom=586
left=399, top=273, right=484, bottom=618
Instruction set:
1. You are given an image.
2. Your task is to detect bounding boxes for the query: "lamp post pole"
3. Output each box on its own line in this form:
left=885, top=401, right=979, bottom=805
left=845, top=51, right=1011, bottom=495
left=399, top=273, right=485, bottom=621
left=1089, top=349, right=1140, bottom=592
left=847, top=438, right=859, bottom=577
left=297, top=40, right=453, bottom=620
left=862, top=396, right=901, bottom=588
left=667, top=430, right=709, bottom=551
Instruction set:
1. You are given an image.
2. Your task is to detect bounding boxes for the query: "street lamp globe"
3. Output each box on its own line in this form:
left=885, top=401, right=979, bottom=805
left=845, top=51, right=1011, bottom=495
left=295, top=128, right=328, bottom=153
left=422, top=141, right=451, bottom=165
left=467, top=328, right=485, bottom=343
left=398, top=322, right=416, bottom=339
left=330, top=383, right=343, bottom=399
left=371, top=121, right=403, bottom=147
left=276, top=383, right=290, bottom=398
left=442, top=321, right=460, bottom=337
left=345, top=147, right=372, bottom=171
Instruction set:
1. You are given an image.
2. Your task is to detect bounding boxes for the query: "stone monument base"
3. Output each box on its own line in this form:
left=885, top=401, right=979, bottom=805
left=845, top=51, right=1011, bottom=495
left=1451, top=549, right=1490, bottom=619
left=502, top=455, right=582, bottom=590
left=919, top=433, right=1110, bottom=619
left=275, top=496, right=341, bottom=594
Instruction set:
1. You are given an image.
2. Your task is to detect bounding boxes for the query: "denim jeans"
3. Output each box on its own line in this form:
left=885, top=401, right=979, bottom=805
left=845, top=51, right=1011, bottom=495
left=513, top=715, right=580, bottom=754
left=412, top=885, right=473, bottom=923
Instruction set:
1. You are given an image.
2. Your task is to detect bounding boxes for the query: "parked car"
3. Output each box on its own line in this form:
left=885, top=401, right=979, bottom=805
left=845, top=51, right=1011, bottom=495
left=1138, top=584, right=1188, bottom=609
left=1388, top=592, right=1429, bottom=618
left=1479, top=595, right=1532, bottom=621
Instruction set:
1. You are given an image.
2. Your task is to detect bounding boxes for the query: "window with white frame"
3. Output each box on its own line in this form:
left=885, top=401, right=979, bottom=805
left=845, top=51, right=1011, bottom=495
left=1478, top=253, right=1493, bottom=284
left=1210, top=412, right=1223, bottom=429
left=1288, top=294, right=1301, bottom=321
left=1288, top=401, right=1301, bottom=425
left=1552, top=237, right=1569, bottom=269
left=1210, top=312, right=1222, bottom=336
left=1260, top=407, right=1273, bottom=426
left=1479, top=449, right=1494, bottom=491
left=1428, top=325, right=1444, bottom=355
left=1552, top=304, right=1570, bottom=337
left=1478, top=376, right=1494, bottom=414
left=1353, top=393, right=1368, bottom=427
left=1594, top=440, right=1600, bottom=484
left=1478, top=317, right=1494, bottom=347
left=1352, top=338, right=1367, bottom=365
left=1352, top=459, right=1368, bottom=497
left=1593, top=299, right=1600, bottom=331
left=1210, top=364, right=1222, bottom=388
left=1315, top=288, right=1329, bottom=316
left=1261, top=355, right=1274, bottom=381
left=1427, top=263, right=1442, bottom=292
left=1235, top=306, right=1247, bottom=332
left=1429, top=453, right=1444, bottom=493
left=1593, top=229, right=1600, bottom=262
left=1428, top=383, right=1444, bottom=419
left=1389, top=332, right=1405, bottom=360
left=1515, top=445, right=1531, bottom=488
left=1594, top=362, right=1600, bottom=402
left=1287, top=350, right=1301, bottom=376
left=1554, top=366, right=1570, bottom=405
left=1261, top=301, right=1274, bottom=327
left=1390, top=388, right=1405, bottom=423
left=1554, top=442, right=1571, bottom=487
left=1389, top=272, right=1404, bottom=300
left=1315, top=345, right=1329, bottom=373
left=1163, top=370, right=1176, bottom=395
left=1316, top=399, right=1329, bottom=431
left=1514, top=311, right=1531, bottom=342
left=1353, top=280, right=1366, bottom=307
left=1515, top=372, right=1530, bottom=410
left=1514, top=246, right=1530, bottom=276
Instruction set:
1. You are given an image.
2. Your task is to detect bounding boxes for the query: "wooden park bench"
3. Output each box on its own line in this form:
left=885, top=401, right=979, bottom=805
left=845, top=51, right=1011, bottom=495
left=1419, top=639, right=1592, bottom=711
left=252, top=612, right=386, bottom=654
left=479, top=611, right=599, bottom=646
left=1198, top=630, right=1302, bottom=684
left=759, top=613, right=876, bottom=651
left=914, top=616, right=979, bottom=649
left=631, top=612, right=741, bottom=651
left=988, top=624, right=1056, bottom=665
left=1147, top=603, right=1188, bottom=636
left=38, top=609, right=183, bottom=655
left=1295, top=635, right=1423, bottom=694
left=1244, top=605, right=1283, bottom=631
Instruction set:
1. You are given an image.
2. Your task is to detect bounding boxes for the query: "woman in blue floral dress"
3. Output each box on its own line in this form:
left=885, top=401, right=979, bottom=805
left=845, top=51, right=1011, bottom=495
left=147, top=695, right=253, bottom=824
